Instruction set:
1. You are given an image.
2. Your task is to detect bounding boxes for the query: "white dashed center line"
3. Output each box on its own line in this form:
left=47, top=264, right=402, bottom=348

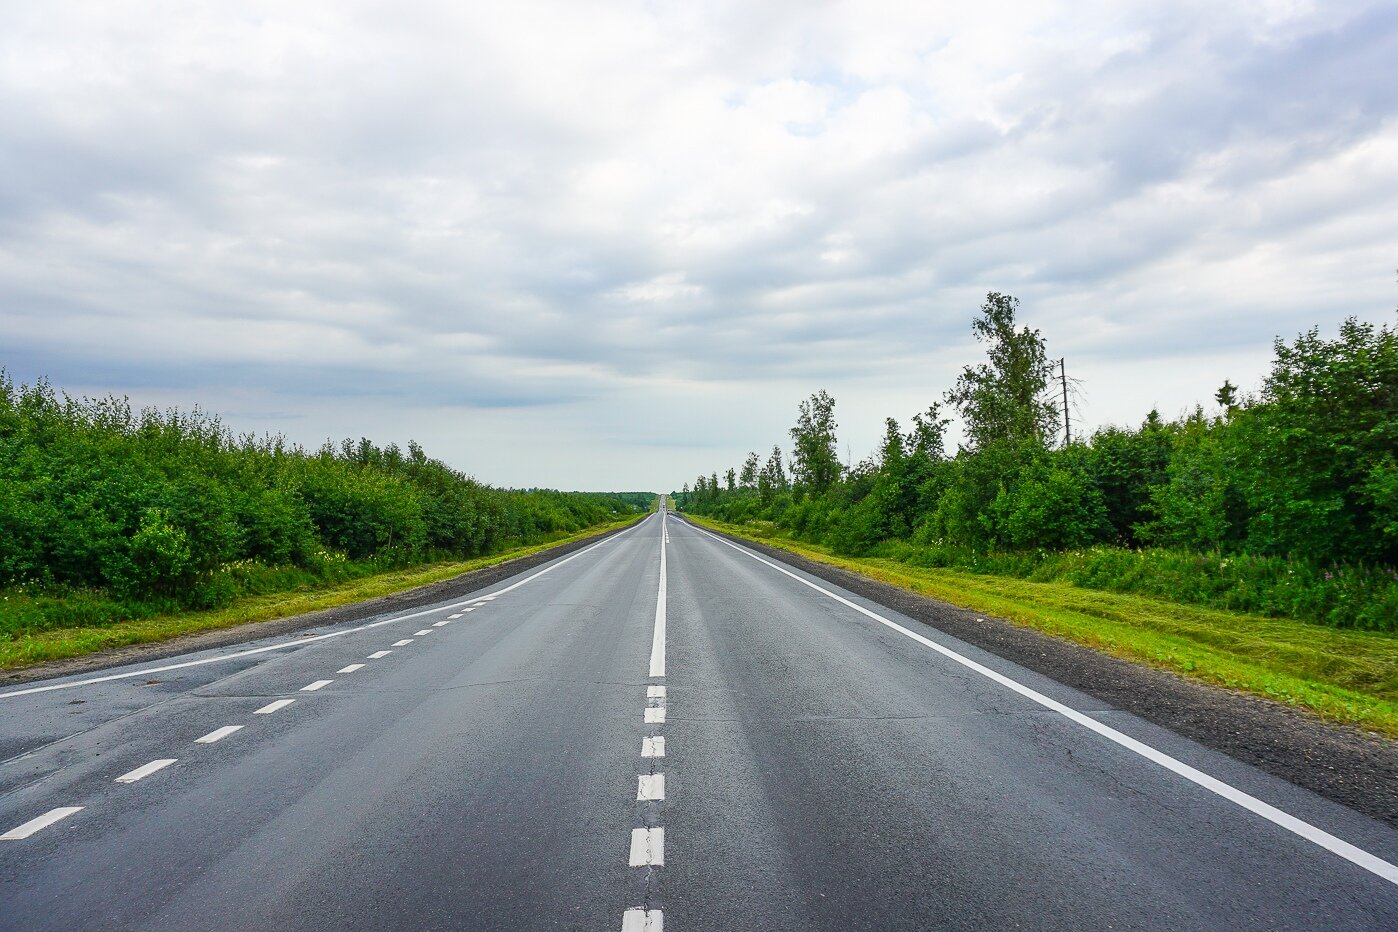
left=629, top=827, right=664, bottom=866
left=368, top=650, right=392, bottom=659
left=642, top=736, right=665, bottom=758
left=647, top=685, right=666, bottom=699
left=2, top=807, right=83, bottom=841
left=644, top=707, right=665, bottom=724
left=255, top=699, right=295, bottom=714
left=392, top=639, right=414, bottom=647
left=195, top=725, right=244, bottom=744
left=448, top=614, right=463, bottom=619
left=621, top=909, right=663, bottom=931
left=300, top=680, right=333, bottom=692
left=337, top=664, right=365, bottom=674
left=432, top=621, right=450, bottom=627
left=413, top=630, right=432, bottom=636
left=637, top=774, right=665, bottom=801
left=115, top=759, right=177, bottom=783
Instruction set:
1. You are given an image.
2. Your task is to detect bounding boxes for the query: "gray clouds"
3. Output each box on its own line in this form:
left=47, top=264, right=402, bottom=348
left=2, top=0, right=1396, bottom=489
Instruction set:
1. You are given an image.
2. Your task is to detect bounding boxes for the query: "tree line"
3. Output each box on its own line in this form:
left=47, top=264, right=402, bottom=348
left=0, top=372, right=648, bottom=629
left=678, top=294, right=1396, bottom=630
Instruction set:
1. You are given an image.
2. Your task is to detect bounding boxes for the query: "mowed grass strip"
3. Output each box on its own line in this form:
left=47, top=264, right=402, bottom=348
left=687, top=516, right=1398, bottom=739
left=0, top=518, right=638, bottom=672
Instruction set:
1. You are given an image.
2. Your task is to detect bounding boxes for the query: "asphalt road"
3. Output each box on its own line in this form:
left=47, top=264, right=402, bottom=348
left=1, top=508, right=1396, bottom=930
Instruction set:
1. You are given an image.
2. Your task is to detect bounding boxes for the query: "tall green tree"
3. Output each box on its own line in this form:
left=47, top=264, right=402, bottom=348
left=789, top=390, right=841, bottom=494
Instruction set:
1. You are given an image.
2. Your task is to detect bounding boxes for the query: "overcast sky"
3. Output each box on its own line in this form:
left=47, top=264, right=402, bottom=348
left=3, top=1, right=1396, bottom=492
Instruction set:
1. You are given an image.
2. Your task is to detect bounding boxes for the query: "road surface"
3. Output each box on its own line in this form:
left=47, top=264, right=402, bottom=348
left=1, top=508, right=1395, bottom=930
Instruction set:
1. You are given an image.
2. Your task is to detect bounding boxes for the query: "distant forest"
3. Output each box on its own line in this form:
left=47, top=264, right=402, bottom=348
left=678, top=295, right=1396, bottom=631
left=0, top=372, right=648, bottom=631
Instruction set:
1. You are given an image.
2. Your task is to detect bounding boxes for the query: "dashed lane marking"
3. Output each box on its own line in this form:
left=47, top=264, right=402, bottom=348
left=413, top=630, right=432, bottom=636
left=644, top=707, right=665, bottom=724
left=115, top=759, right=177, bottom=783
left=392, top=639, right=414, bottom=647
left=368, top=651, right=392, bottom=659
left=448, top=614, right=463, bottom=619
left=629, top=827, right=664, bottom=866
left=255, top=699, right=295, bottom=714
left=647, top=685, right=666, bottom=699
left=621, top=908, right=663, bottom=931
left=0, top=520, right=652, bottom=700
left=638, top=774, right=665, bottom=801
left=300, top=680, right=333, bottom=692
left=337, top=664, right=365, bottom=674
left=195, top=725, right=243, bottom=744
left=432, top=621, right=450, bottom=627
left=1, top=807, right=83, bottom=841
left=642, top=736, right=665, bottom=758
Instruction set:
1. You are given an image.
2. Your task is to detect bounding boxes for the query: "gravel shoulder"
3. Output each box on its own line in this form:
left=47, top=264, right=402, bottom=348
left=693, top=519, right=1398, bottom=830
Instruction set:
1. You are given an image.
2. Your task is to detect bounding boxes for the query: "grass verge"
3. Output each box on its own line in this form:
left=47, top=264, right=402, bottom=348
left=0, top=517, right=639, bottom=672
left=686, top=515, right=1398, bottom=739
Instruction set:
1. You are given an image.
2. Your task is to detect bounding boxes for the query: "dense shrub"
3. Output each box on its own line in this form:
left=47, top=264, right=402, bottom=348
left=0, top=372, right=648, bottom=627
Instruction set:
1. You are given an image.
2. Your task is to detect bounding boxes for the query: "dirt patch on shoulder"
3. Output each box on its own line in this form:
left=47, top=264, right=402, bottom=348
left=696, top=522, right=1398, bottom=830
left=1, top=520, right=642, bottom=687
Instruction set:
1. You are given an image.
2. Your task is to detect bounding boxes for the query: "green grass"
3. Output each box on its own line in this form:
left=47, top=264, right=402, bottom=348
left=687, top=515, right=1398, bottom=739
left=0, top=517, right=639, bottom=672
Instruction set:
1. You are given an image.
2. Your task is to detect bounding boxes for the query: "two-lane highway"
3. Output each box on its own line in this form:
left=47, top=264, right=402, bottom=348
left=1, top=508, right=1396, bottom=930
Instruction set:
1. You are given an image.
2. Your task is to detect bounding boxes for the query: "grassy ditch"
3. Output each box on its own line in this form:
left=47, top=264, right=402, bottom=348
left=0, top=517, right=639, bottom=672
left=685, top=515, right=1398, bottom=739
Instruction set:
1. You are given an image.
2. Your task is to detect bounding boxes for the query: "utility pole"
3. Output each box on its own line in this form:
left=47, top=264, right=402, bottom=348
left=1059, top=357, right=1071, bottom=446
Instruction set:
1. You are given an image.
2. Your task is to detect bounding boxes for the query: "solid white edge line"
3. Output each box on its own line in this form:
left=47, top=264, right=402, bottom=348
left=195, top=724, right=243, bottom=744
left=115, top=758, right=177, bottom=783
left=649, top=513, right=667, bottom=678
left=686, top=519, right=1398, bottom=887
left=301, top=680, right=332, bottom=692
left=642, top=736, right=665, bottom=757
left=1, top=806, right=84, bottom=840
left=628, top=826, right=664, bottom=866
left=0, top=517, right=654, bottom=700
left=621, top=908, right=663, bottom=931
left=337, top=664, right=365, bottom=674
left=638, top=774, right=665, bottom=801
left=254, top=699, right=295, bottom=714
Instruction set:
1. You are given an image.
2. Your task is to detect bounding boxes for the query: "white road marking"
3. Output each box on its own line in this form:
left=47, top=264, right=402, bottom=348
left=629, top=827, right=664, bottom=866
left=642, top=736, right=665, bottom=758
left=337, top=664, right=366, bottom=674
left=448, top=614, right=463, bottom=619
left=255, top=699, right=295, bottom=714
left=0, top=521, right=653, bottom=701
left=621, top=908, right=663, bottom=931
left=462, top=607, right=476, bottom=612
left=644, top=707, right=666, bottom=724
left=115, top=758, right=177, bottom=783
left=647, top=685, right=666, bottom=699
left=433, top=620, right=451, bottom=627
left=638, top=774, right=665, bottom=801
left=649, top=513, right=667, bottom=678
left=301, top=680, right=333, bottom=692
left=368, top=650, right=392, bottom=659
left=689, top=521, right=1398, bottom=888
left=480, top=595, right=497, bottom=601
left=413, top=630, right=432, bottom=636
left=195, top=725, right=243, bottom=743
left=1, top=807, right=83, bottom=841
left=392, top=639, right=414, bottom=647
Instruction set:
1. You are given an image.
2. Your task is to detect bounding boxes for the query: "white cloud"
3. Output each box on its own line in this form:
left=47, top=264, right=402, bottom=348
left=1, top=0, right=1395, bottom=490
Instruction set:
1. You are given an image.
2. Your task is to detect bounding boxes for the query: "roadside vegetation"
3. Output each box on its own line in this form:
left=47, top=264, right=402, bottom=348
left=676, top=295, right=1396, bottom=729
left=0, top=371, right=650, bottom=664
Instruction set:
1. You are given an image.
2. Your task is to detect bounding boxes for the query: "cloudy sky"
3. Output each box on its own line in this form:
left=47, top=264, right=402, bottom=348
left=2, top=1, right=1396, bottom=492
